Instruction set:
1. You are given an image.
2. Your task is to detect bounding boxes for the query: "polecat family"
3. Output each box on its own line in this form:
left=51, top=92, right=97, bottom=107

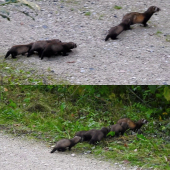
left=27, top=39, right=61, bottom=57
left=50, top=136, right=81, bottom=153
left=40, top=42, right=77, bottom=60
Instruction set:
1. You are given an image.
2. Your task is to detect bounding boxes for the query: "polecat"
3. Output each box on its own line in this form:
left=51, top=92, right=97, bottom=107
left=117, top=118, right=148, bottom=132
left=27, top=39, right=61, bottom=57
left=105, top=19, right=130, bottom=41
left=110, top=122, right=128, bottom=137
left=122, top=6, right=160, bottom=29
left=50, top=136, right=81, bottom=153
left=81, top=127, right=110, bottom=144
left=40, top=42, right=77, bottom=60
left=5, top=43, right=33, bottom=59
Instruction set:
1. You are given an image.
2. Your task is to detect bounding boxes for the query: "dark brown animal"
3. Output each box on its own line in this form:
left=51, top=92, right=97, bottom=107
left=75, top=130, right=91, bottom=141
left=110, top=122, right=128, bottom=137
left=82, top=127, right=110, bottom=144
left=5, top=43, right=33, bottom=59
left=50, top=136, right=81, bottom=153
left=122, top=6, right=160, bottom=29
left=27, top=39, right=61, bottom=57
left=117, top=118, right=148, bottom=132
left=105, top=19, right=130, bottom=41
left=40, top=42, right=77, bottom=60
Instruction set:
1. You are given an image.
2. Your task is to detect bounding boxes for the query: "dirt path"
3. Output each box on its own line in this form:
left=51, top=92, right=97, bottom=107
left=0, top=0, right=170, bottom=84
left=0, top=133, right=138, bottom=170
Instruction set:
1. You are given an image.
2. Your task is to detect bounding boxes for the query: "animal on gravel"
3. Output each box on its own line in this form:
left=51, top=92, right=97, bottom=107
left=81, top=127, right=110, bottom=144
left=105, top=19, right=130, bottom=41
left=5, top=43, right=33, bottom=59
left=110, top=122, right=128, bottom=137
left=122, top=6, right=160, bottom=29
left=50, top=136, right=81, bottom=153
left=40, top=42, right=77, bottom=60
left=27, top=39, right=61, bottom=58
left=117, top=118, right=148, bottom=132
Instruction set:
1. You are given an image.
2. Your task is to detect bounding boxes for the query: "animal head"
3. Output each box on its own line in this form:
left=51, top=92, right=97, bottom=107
left=148, top=6, right=160, bottom=13
left=62, top=42, right=77, bottom=49
left=101, top=127, right=110, bottom=134
left=141, top=118, right=148, bottom=124
left=68, top=42, right=77, bottom=49
left=73, top=136, right=82, bottom=143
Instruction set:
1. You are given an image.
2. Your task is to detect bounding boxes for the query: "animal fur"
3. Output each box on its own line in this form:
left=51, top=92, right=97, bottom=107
left=110, top=122, right=128, bottom=137
left=5, top=43, right=33, bottom=59
left=81, top=127, right=110, bottom=144
left=122, top=6, right=160, bottom=29
left=50, top=136, right=81, bottom=153
left=105, top=19, right=130, bottom=41
left=27, top=39, right=61, bottom=57
left=117, top=118, right=148, bottom=132
left=40, top=42, right=77, bottom=60
left=75, top=130, right=91, bottom=141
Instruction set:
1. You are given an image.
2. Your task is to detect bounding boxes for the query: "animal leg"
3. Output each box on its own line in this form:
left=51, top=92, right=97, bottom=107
left=12, top=53, right=17, bottom=59
left=4, top=51, right=11, bottom=59
left=62, top=51, right=68, bottom=56
left=50, top=147, right=58, bottom=153
left=27, top=50, right=34, bottom=57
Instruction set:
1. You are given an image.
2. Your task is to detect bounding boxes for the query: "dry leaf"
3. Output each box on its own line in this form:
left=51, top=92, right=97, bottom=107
left=4, top=88, right=8, bottom=91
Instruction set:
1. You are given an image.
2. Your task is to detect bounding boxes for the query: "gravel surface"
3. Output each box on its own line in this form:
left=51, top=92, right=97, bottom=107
left=0, top=133, right=138, bottom=170
left=0, top=0, right=170, bottom=84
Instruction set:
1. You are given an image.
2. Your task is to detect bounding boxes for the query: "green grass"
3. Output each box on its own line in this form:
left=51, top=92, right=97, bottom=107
left=0, top=86, right=170, bottom=169
left=165, top=35, right=170, bottom=42
left=85, top=11, right=91, bottom=16
left=0, top=57, right=69, bottom=85
left=156, top=31, right=163, bottom=35
left=114, top=5, right=122, bottom=10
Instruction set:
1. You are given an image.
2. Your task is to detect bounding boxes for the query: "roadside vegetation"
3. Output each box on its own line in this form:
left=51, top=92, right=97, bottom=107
left=0, top=85, right=170, bottom=169
left=0, top=57, right=67, bottom=85
left=0, top=0, right=39, bottom=21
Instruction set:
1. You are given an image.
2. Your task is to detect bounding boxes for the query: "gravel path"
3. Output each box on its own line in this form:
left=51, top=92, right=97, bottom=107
left=0, top=133, right=138, bottom=170
left=0, top=0, right=170, bottom=84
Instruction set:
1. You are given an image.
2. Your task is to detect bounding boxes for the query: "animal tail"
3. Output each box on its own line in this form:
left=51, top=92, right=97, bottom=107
left=5, top=51, right=10, bottom=59
left=105, top=35, right=110, bottom=41
left=50, top=147, right=57, bottom=153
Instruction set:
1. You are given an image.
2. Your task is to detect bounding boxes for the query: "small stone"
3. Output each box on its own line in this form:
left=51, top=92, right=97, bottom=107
left=89, top=68, right=94, bottom=70
left=42, top=25, right=48, bottom=29
left=134, top=149, right=137, bottom=152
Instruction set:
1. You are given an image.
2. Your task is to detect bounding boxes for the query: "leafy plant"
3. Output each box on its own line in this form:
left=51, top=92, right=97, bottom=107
left=0, top=0, right=40, bottom=20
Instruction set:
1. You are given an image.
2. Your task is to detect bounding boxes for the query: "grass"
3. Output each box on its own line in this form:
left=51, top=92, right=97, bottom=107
left=156, top=31, right=162, bottom=35
left=165, top=35, right=170, bottom=42
left=0, top=57, right=69, bottom=85
left=85, top=11, right=91, bottom=16
left=114, top=5, right=122, bottom=10
left=0, top=86, right=170, bottom=169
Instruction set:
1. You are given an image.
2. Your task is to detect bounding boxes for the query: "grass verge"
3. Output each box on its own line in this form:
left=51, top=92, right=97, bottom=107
left=0, top=57, right=69, bottom=85
left=0, top=86, right=170, bottom=169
